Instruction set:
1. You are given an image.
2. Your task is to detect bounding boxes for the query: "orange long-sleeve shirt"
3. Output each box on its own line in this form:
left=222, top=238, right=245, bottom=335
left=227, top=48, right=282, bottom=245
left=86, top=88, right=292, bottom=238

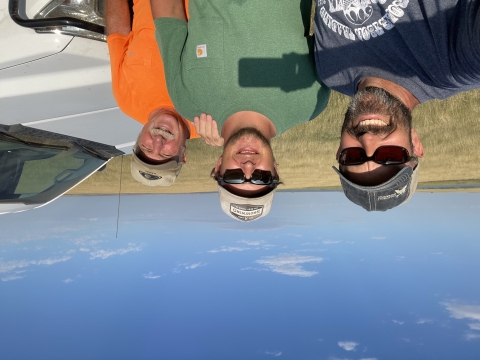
left=107, top=0, right=198, bottom=137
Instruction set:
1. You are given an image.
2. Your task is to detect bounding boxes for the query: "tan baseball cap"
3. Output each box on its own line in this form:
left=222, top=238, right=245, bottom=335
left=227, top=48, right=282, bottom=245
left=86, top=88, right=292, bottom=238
left=131, top=147, right=183, bottom=186
left=218, top=185, right=276, bottom=222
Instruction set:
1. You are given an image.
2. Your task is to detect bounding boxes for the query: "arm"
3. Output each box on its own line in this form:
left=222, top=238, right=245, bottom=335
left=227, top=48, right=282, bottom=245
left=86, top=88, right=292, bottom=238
left=150, top=0, right=186, bottom=21
left=105, top=0, right=132, bottom=36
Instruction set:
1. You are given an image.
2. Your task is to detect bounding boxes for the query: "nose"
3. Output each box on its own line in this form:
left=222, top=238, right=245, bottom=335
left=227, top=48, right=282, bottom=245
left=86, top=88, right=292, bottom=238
left=357, top=133, right=381, bottom=156
left=240, top=161, right=256, bottom=178
left=152, top=134, right=168, bottom=146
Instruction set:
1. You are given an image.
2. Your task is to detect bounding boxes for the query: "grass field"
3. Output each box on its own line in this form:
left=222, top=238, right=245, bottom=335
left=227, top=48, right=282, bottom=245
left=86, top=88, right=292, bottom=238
left=68, top=89, right=480, bottom=195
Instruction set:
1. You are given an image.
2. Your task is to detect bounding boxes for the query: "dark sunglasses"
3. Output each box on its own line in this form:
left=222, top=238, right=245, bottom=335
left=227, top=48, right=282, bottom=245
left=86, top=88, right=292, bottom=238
left=338, top=146, right=412, bottom=166
left=217, top=169, right=279, bottom=187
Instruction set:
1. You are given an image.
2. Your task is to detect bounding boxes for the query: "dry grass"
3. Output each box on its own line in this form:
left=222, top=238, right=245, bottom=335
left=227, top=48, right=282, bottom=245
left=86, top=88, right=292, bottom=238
left=68, top=89, right=480, bottom=195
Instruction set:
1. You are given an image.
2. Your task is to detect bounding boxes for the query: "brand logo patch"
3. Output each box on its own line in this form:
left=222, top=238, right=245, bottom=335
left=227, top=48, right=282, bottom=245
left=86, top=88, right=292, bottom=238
left=196, top=44, right=207, bottom=58
left=139, top=171, right=162, bottom=181
left=230, top=204, right=264, bottom=222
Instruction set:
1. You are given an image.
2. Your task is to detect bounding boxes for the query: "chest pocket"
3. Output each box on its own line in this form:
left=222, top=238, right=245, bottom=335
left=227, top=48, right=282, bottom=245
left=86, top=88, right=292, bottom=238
left=184, top=19, right=224, bottom=70
left=125, top=32, right=154, bottom=67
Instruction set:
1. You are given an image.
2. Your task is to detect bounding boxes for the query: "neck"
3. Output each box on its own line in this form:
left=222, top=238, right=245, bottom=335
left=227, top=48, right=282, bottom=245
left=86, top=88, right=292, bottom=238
left=221, top=111, right=277, bottom=142
left=358, top=77, right=420, bottom=110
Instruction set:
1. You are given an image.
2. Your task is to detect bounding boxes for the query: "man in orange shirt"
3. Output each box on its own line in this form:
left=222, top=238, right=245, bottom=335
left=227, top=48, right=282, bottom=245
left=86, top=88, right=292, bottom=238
left=105, top=0, right=197, bottom=186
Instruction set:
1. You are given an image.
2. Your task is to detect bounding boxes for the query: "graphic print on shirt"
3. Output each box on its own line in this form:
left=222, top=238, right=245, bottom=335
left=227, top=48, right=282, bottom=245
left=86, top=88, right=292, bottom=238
left=318, top=0, right=410, bottom=41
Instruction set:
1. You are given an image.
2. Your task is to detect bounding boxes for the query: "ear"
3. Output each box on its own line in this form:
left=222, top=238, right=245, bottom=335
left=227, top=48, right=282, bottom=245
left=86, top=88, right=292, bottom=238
left=273, top=162, right=280, bottom=176
left=411, top=129, right=424, bottom=158
left=336, top=146, right=341, bottom=160
left=214, top=156, right=223, bottom=175
left=182, top=151, right=187, bottom=164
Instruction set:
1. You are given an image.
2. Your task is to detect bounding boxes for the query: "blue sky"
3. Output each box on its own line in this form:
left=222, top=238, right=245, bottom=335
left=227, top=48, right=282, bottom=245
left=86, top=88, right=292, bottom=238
left=0, top=192, right=479, bottom=359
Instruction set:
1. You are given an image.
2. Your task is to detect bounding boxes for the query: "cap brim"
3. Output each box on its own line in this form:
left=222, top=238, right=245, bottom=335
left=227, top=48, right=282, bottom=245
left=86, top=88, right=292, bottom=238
left=218, top=185, right=275, bottom=222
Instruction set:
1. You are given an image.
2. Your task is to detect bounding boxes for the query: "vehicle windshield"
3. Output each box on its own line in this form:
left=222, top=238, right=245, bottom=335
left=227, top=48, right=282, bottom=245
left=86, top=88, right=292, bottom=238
left=0, top=139, right=105, bottom=205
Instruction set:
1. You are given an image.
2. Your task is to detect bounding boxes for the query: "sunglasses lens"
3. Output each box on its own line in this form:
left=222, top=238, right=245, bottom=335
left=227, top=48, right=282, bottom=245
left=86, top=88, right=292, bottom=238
left=375, top=147, right=408, bottom=164
left=340, top=148, right=365, bottom=165
left=251, top=170, right=273, bottom=185
left=222, top=169, right=245, bottom=184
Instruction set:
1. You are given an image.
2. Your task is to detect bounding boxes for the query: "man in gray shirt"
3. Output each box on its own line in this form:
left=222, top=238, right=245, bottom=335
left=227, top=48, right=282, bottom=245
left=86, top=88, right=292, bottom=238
left=314, top=0, right=480, bottom=211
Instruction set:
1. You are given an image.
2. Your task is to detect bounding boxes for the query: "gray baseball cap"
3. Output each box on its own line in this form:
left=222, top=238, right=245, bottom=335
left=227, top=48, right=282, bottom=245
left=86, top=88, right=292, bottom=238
left=218, top=185, right=275, bottom=222
left=333, top=163, right=420, bottom=211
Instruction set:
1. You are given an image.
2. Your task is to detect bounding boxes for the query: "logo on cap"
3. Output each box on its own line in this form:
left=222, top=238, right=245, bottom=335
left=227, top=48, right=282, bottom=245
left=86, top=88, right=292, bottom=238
left=139, top=171, right=162, bottom=181
left=377, top=185, right=407, bottom=201
left=230, top=204, right=264, bottom=222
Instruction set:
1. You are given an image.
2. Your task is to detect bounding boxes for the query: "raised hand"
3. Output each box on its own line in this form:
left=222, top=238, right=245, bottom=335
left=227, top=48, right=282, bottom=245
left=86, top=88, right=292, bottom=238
left=193, top=113, right=224, bottom=146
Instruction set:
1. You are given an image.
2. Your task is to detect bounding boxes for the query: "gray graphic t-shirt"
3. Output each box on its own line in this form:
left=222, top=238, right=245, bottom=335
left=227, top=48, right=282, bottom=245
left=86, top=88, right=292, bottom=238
left=314, top=0, right=480, bottom=103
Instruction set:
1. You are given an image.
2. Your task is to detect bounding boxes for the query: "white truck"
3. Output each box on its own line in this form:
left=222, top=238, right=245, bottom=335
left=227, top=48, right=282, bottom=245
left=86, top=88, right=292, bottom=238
left=0, top=0, right=141, bottom=214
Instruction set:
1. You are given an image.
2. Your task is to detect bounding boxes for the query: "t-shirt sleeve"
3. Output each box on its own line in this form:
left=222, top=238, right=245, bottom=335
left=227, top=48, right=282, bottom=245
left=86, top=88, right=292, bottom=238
left=154, top=18, right=188, bottom=102
left=451, top=2, right=480, bottom=85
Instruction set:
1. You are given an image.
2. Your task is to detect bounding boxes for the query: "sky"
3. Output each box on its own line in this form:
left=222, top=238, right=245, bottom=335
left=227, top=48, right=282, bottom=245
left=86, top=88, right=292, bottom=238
left=0, top=192, right=479, bottom=359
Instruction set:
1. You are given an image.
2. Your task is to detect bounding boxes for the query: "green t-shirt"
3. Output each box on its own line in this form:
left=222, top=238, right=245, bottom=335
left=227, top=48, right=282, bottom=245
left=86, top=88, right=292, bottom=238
left=154, top=0, right=330, bottom=135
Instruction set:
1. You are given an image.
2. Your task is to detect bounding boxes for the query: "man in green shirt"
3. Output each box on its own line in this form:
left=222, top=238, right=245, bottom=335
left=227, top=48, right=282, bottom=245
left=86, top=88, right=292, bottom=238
left=151, top=0, right=330, bottom=221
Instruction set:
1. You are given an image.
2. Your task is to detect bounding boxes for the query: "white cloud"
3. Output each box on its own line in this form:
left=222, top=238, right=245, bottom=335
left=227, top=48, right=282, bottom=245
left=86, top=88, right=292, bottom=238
left=392, top=320, right=404, bottom=325
left=396, top=256, right=405, bottom=261
left=37, top=256, right=72, bottom=266
left=468, top=323, right=480, bottom=331
left=0, top=256, right=71, bottom=273
left=185, top=262, right=207, bottom=270
left=338, top=341, right=359, bottom=351
left=1, top=274, right=25, bottom=282
left=441, top=302, right=480, bottom=340
left=79, top=248, right=90, bottom=252
left=207, top=246, right=249, bottom=253
left=265, top=351, right=282, bottom=356
left=143, top=272, right=161, bottom=279
left=0, top=259, right=32, bottom=273
left=359, top=358, right=378, bottom=360
left=416, top=318, right=433, bottom=324
left=238, top=240, right=262, bottom=246
left=465, top=333, right=480, bottom=341
left=371, top=236, right=386, bottom=240
left=431, top=252, right=443, bottom=255
left=62, top=278, right=73, bottom=284
left=256, top=254, right=323, bottom=277
left=323, top=240, right=341, bottom=244
left=89, top=244, right=141, bottom=260
left=442, top=302, right=480, bottom=322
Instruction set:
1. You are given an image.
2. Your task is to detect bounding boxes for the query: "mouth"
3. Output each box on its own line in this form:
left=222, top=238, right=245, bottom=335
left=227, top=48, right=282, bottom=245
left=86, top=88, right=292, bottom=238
left=150, top=126, right=176, bottom=140
left=355, top=115, right=389, bottom=128
left=236, top=147, right=259, bottom=155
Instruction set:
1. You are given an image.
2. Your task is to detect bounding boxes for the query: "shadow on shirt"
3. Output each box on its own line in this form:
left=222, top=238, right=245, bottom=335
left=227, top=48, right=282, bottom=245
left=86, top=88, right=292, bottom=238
left=238, top=53, right=317, bottom=93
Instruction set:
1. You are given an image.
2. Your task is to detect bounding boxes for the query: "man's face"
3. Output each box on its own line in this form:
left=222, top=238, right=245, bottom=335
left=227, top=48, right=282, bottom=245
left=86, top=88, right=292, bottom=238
left=136, top=109, right=188, bottom=164
left=338, top=87, right=424, bottom=186
left=215, top=127, right=277, bottom=198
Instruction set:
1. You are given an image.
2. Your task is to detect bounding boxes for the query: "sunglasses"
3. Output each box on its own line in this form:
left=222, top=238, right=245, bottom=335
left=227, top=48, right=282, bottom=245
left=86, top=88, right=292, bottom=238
left=338, top=146, right=412, bottom=166
left=217, top=169, right=279, bottom=187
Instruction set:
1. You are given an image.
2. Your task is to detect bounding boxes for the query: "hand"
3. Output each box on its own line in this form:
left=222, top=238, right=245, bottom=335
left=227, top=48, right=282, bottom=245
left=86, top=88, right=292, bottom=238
left=193, top=113, right=224, bottom=146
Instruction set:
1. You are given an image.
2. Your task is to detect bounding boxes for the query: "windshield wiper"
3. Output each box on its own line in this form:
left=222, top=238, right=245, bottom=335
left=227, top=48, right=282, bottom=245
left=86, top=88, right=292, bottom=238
left=73, top=143, right=110, bottom=161
left=0, top=131, right=70, bottom=150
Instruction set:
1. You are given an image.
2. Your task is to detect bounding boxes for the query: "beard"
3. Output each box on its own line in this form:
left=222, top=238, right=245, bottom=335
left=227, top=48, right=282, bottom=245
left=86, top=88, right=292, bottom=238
left=223, top=127, right=272, bottom=149
left=342, top=87, right=413, bottom=139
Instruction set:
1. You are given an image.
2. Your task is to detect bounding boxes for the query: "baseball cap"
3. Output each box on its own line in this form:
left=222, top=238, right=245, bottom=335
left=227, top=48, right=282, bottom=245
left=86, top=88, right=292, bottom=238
left=333, top=163, right=420, bottom=211
left=131, top=147, right=183, bottom=186
left=218, top=185, right=276, bottom=222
